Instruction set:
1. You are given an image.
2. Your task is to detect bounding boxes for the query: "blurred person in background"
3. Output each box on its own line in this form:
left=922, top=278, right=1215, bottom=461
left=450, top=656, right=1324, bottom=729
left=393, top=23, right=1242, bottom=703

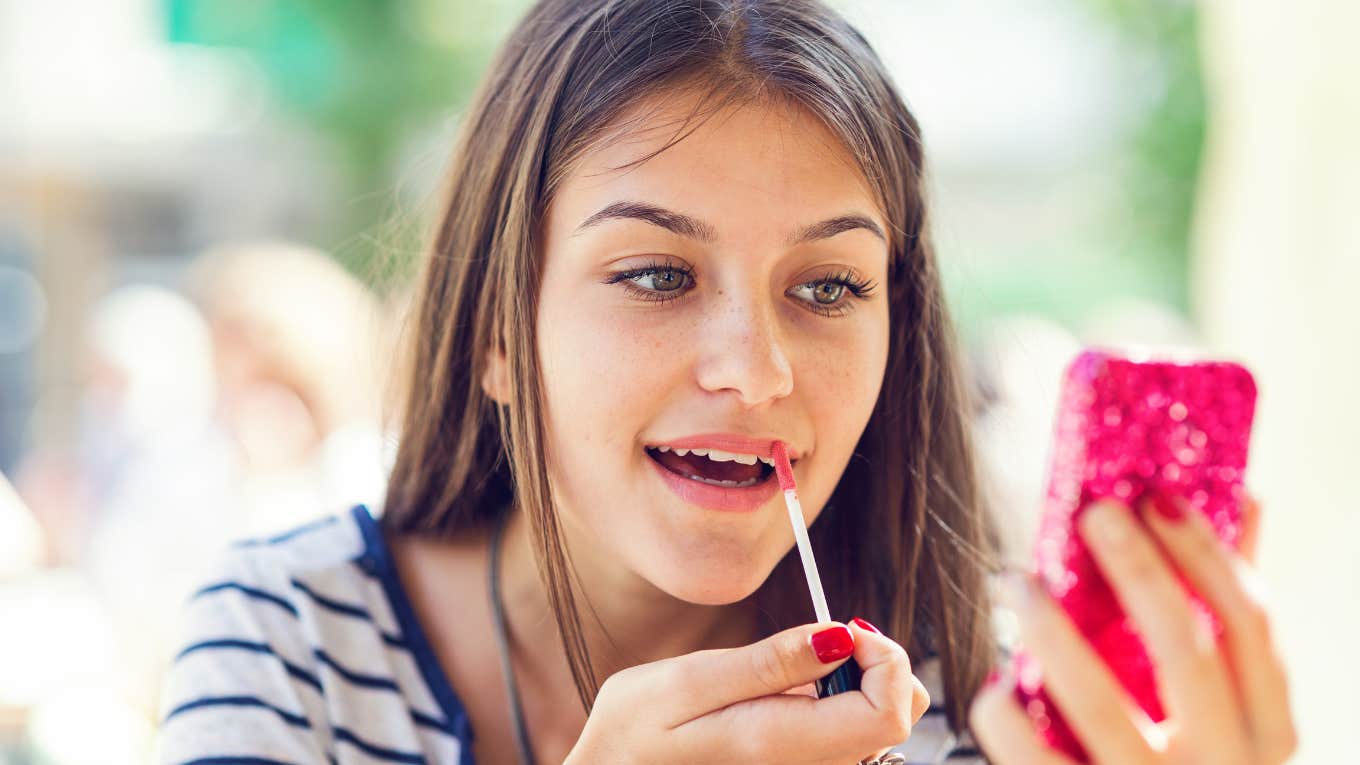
left=5, top=284, right=233, bottom=764
left=5, top=243, right=395, bottom=762
left=0, top=470, right=43, bottom=580
left=189, top=239, right=393, bottom=531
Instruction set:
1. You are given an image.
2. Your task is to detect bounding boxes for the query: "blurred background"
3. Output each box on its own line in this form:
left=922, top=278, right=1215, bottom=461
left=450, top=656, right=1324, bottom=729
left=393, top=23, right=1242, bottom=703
left=0, top=0, right=1354, bottom=762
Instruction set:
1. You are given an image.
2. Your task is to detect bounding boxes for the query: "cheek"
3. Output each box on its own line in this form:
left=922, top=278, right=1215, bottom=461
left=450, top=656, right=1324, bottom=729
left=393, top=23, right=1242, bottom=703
left=798, top=312, right=890, bottom=505
left=800, top=299, right=889, bottom=407
left=535, top=290, right=684, bottom=485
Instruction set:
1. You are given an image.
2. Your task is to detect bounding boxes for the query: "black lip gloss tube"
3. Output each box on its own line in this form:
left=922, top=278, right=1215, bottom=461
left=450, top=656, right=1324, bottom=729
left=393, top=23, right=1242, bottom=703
left=816, top=656, right=863, bottom=697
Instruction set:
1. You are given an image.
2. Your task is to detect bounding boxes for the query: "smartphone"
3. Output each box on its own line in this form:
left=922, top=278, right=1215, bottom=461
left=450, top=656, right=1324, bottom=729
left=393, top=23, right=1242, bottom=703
left=1012, top=347, right=1258, bottom=762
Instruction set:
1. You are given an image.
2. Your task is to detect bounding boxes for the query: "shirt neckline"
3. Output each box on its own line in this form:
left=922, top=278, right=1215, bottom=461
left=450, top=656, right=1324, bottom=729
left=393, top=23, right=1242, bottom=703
left=351, top=504, right=479, bottom=765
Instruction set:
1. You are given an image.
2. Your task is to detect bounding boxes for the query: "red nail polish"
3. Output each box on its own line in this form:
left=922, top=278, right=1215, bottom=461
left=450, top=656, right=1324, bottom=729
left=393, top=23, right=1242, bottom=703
left=984, top=668, right=1003, bottom=687
left=810, top=625, right=855, bottom=663
left=1150, top=493, right=1186, bottom=523
left=850, top=617, right=881, bottom=635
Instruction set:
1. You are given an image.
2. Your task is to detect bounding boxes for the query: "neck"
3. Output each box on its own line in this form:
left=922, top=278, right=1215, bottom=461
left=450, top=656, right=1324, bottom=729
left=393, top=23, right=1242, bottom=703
left=496, top=504, right=762, bottom=696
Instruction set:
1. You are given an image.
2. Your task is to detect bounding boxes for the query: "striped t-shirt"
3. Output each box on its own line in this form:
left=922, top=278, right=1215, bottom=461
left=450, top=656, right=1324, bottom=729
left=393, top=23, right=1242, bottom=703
left=156, top=505, right=987, bottom=764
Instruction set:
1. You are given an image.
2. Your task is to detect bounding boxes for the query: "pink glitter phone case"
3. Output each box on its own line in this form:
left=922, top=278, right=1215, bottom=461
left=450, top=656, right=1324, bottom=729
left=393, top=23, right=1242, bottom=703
left=1013, top=348, right=1257, bottom=762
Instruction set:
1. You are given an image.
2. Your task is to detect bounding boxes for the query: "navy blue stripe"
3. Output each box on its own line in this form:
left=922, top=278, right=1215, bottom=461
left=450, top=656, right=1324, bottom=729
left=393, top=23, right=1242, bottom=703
left=177, top=758, right=301, bottom=765
left=164, top=695, right=310, bottom=728
left=409, top=708, right=454, bottom=734
left=193, top=582, right=299, bottom=618
left=172, top=638, right=452, bottom=734
left=333, top=727, right=427, bottom=765
left=353, top=559, right=381, bottom=580
left=233, top=516, right=340, bottom=548
left=175, top=639, right=323, bottom=693
left=176, top=751, right=301, bottom=756
left=313, top=648, right=400, bottom=691
left=290, top=579, right=371, bottom=619
left=193, top=576, right=409, bottom=650
left=290, top=578, right=408, bottom=649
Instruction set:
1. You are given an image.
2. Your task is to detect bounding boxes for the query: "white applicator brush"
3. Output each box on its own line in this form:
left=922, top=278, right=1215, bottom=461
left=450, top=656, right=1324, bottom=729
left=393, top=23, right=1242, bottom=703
left=771, top=441, right=862, bottom=698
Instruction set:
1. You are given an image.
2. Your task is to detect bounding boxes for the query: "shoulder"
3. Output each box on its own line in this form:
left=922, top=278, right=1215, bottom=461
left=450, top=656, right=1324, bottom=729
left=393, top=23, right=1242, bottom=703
left=175, top=508, right=373, bottom=647
left=221, top=509, right=368, bottom=582
left=157, top=506, right=460, bottom=764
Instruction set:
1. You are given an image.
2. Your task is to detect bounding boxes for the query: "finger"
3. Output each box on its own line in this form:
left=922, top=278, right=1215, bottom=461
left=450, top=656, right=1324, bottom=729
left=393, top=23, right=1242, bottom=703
left=847, top=617, right=926, bottom=764
left=848, top=671, right=929, bottom=764
left=1141, top=494, right=1298, bottom=762
left=1078, top=500, right=1241, bottom=737
left=673, top=689, right=896, bottom=764
left=1237, top=491, right=1261, bottom=564
left=849, top=617, right=929, bottom=728
left=1002, top=574, right=1161, bottom=765
left=660, top=621, right=854, bottom=724
left=969, top=673, right=1080, bottom=765
left=671, top=621, right=922, bottom=763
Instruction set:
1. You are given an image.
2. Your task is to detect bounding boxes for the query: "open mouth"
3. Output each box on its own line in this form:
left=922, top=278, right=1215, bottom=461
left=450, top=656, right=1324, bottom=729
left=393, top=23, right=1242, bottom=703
left=644, top=445, right=785, bottom=489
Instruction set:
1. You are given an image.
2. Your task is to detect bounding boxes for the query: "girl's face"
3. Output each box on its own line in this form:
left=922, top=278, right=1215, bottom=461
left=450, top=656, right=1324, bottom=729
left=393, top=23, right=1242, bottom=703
left=534, top=91, right=890, bottom=606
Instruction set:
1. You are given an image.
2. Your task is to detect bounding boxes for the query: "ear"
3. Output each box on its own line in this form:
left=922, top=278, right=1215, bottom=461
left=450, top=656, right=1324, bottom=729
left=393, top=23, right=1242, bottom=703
left=481, top=342, right=511, bottom=406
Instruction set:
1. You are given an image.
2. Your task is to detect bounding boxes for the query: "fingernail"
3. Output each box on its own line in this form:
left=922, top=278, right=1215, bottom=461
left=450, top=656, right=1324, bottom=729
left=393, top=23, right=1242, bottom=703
left=851, top=617, right=881, bottom=635
left=1081, top=501, right=1131, bottom=545
left=810, top=625, right=855, bottom=664
left=1148, top=492, right=1187, bottom=523
left=984, top=668, right=1003, bottom=687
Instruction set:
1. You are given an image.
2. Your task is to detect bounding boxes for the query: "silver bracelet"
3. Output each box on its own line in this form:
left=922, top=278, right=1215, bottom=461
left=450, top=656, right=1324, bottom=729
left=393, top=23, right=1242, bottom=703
left=860, top=754, right=907, bottom=765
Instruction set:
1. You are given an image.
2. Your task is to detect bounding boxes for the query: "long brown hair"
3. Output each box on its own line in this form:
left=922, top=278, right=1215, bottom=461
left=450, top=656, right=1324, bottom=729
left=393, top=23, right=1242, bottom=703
left=382, top=0, right=999, bottom=732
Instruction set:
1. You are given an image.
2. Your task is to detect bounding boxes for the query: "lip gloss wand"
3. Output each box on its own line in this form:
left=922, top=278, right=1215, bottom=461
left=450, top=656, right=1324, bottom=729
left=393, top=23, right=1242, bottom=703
left=771, top=441, right=863, bottom=698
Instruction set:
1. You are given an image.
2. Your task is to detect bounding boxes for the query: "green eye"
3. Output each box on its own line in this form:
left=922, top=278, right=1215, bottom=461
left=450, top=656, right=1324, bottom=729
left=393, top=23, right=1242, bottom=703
left=636, top=269, right=687, bottom=292
left=603, top=261, right=697, bottom=303
left=787, top=270, right=878, bottom=317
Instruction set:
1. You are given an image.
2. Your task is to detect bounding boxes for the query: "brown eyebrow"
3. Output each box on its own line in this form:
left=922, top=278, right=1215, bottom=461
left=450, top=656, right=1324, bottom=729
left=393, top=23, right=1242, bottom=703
left=572, top=200, right=886, bottom=246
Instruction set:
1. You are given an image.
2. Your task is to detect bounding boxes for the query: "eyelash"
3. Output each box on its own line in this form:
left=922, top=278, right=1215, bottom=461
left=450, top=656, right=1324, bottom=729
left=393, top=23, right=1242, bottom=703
left=601, top=259, right=878, bottom=317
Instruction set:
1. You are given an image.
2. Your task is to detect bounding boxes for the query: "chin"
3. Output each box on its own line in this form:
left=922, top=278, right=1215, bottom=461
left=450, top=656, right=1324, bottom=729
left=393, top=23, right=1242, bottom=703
left=645, top=554, right=771, bottom=606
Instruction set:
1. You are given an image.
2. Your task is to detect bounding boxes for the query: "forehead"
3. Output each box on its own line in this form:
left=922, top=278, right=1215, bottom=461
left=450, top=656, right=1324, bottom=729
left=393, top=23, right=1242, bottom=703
left=546, top=89, right=883, bottom=241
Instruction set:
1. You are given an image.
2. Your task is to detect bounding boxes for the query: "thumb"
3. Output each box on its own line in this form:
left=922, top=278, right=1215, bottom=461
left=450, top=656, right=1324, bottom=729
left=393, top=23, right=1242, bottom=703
left=661, top=622, right=855, bottom=725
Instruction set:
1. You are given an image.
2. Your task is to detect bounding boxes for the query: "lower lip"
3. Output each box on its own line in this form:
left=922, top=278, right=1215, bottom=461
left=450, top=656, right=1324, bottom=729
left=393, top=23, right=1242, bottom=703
left=647, top=453, right=782, bottom=512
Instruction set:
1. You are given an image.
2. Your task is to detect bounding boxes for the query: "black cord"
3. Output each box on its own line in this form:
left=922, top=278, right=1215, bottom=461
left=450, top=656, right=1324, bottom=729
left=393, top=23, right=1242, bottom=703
left=489, top=510, right=538, bottom=765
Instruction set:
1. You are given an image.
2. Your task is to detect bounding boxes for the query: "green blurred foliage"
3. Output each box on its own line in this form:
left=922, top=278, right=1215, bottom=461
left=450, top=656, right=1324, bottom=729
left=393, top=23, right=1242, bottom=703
left=166, top=0, right=1203, bottom=323
left=944, top=0, right=1206, bottom=342
left=165, top=0, right=526, bottom=282
left=1089, top=0, right=1207, bottom=303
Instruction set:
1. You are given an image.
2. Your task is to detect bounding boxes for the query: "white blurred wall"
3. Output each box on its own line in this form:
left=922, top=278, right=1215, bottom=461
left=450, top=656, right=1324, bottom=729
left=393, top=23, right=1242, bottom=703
left=1194, top=1, right=1360, bottom=762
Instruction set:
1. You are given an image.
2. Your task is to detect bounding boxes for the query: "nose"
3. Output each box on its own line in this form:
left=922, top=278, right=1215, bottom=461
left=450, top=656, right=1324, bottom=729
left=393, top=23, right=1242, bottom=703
left=693, top=291, right=794, bottom=408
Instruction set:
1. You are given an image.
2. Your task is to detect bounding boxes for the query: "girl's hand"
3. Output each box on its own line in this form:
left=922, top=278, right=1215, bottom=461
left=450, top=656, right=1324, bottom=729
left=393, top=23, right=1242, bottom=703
left=969, top=493, right=1298, bottom=764
left=565, top=618, right=930, bottom=765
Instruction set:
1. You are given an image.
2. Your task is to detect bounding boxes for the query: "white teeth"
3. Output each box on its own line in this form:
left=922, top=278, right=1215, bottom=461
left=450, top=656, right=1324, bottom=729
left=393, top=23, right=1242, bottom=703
left=704, top=448, right=759, bottom=465
left=680, top=472, right=762, bottom=488
left=649, top=444, right=772, bottom=466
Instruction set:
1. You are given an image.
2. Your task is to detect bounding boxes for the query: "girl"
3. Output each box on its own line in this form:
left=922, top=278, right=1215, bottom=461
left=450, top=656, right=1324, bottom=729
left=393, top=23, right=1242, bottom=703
left=157, top=1, right=1297, bottom=764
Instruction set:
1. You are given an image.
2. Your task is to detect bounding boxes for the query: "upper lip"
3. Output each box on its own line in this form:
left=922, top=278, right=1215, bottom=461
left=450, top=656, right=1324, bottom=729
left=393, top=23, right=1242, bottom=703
left=644, top=433, right=804, bottom=461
